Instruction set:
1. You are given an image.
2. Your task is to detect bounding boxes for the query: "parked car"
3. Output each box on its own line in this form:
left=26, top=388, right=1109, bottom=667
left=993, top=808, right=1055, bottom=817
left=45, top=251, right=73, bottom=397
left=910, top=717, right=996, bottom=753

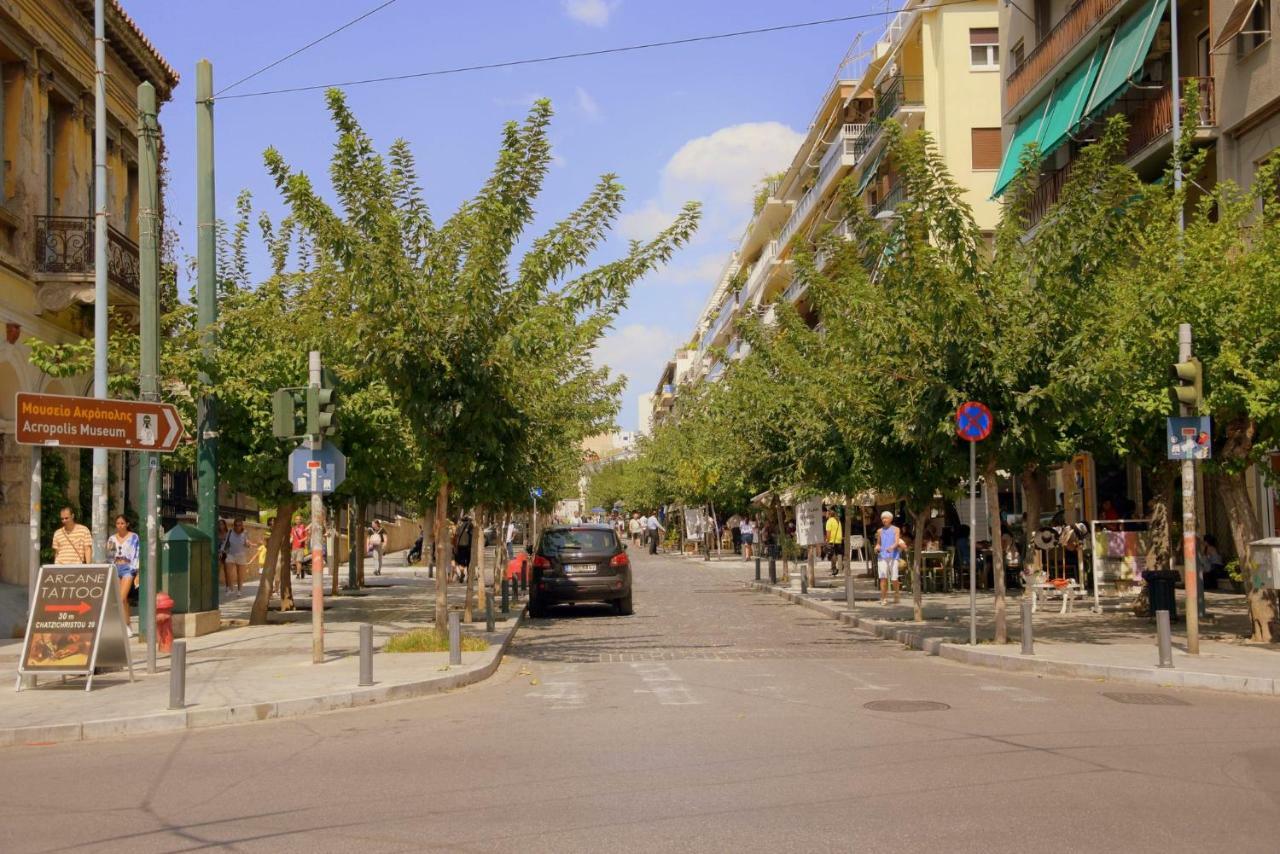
left=529, top=524, right=632, bottom=617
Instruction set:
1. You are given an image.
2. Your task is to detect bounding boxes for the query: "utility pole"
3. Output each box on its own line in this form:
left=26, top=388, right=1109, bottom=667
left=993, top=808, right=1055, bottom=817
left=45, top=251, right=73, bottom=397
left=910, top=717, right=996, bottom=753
left=310, top=351, right=325, bottom=663
left=1178, top=324, right=1200, bottom=655
left=137, top=81, right=161, bottom=673
left=90, top=0, right=108, bottom=560
left=196, top=60, right=219, bottom=600
left=1170, top=0, right=1184, bottom=230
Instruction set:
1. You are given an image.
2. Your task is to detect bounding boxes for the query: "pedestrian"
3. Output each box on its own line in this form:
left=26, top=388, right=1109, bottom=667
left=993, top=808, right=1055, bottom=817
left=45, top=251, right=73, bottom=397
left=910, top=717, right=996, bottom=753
left=824, top=508, right=843, bottom=576
left=876, top=511, right=905, bottom=604
left=51, top=506, right=93, bottom=564
left=504, top=517, right=518, bottom=561
left=216, top=518, right=230, bottom=590
left=629, top=513, right=641, bottom=544
left=646, top=511, right=665, bottom=555
left=290, top=514, right=308, bottom=579
left=452, top=516, right=474, bottom=582
left=106, top=514, right=140, bottom=636
left=368, top=518, right=386, bottom=576
left=740, top=516, right=755, bottom=560
left=223, top=518, right=252, bottom=596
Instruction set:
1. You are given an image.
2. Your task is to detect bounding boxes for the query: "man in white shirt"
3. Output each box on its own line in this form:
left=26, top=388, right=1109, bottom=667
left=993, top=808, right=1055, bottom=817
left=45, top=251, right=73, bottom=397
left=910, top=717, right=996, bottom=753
left=504, top=519, right=518, bottom=560
left=645, top=513, right=665, bottom=555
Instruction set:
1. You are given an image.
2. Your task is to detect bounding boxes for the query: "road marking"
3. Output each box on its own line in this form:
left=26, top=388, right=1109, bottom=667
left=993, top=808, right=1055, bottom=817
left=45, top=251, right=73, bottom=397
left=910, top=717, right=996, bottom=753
left=980, top=684, right=1051, bottom=703
left=526, top=666, right=586, bottom=709
left=821, top=664, right=893, bottom=691
left=630, top=662, right=703, bottom=706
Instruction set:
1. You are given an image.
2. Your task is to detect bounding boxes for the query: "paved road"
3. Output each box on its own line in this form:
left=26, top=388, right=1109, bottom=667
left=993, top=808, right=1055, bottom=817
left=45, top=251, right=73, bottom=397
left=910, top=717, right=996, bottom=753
left=3, top=550, right=1279, bottom=853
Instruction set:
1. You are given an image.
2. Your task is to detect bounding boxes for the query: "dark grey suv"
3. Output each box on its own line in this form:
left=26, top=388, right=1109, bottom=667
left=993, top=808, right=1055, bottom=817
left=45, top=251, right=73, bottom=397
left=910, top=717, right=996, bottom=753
left=529, top=524, right=633, bottom=617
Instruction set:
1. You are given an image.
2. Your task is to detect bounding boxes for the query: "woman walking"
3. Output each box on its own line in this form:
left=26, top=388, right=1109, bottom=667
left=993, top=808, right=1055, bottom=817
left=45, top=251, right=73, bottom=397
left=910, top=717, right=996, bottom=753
left=740, top=517, right=755, bottom=560
left=216, top=518, right=230, bottom=593
left=222, top=518, right=253, bottom=596
left=368, top=519, right=386, bottom=576
left=107, top=515, right=140, bottom=637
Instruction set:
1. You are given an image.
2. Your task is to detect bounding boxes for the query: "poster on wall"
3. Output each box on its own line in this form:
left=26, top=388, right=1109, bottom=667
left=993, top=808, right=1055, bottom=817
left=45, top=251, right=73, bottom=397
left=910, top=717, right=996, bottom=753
left=795, top=498, right=824, bottom=547
left=16, top=564, right=133, bottom=692
left=683, top=507, right=707, bottom=541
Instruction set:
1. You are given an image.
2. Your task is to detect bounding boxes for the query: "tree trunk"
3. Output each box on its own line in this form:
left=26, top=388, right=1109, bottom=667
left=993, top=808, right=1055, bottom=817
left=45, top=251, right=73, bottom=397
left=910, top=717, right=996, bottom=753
left=433, top=478, right=451, bottom=634
left=278, top=540, right=294, bottom=611
left=985, top=458, right=1007, bottom=643
left=1214, top=469, right=1275, bottom=642
left=910, top=506, right=927, bottom=621
left=464, top=507, right=480, bottom=622
left=1147, top=462, right=1177, bottom=570
left=476, top=508, right=488, bottom=613
left=1021, top=465, right=1044, bottom=580
left=773, top=499, right=789, bottom=582
left=250, top=501, right=295, bottom=625
left=422, top=509, right=435, bottom=575
left=354, top=504, right=366, bottom=588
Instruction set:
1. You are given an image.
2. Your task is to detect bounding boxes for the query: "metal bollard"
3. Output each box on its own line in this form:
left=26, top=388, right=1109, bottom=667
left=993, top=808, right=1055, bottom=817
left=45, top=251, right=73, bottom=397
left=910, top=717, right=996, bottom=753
left=486, top=595, right=495, bottom=633
left=359, top=624, right=374, bottom=686
left=1020, top=598, right=1034, bottom=655
left=768, top=555, right=777, bottom=584
left=501, top=577, right=510, bottom=613
left=1156, top=609, right=1174, bottom=668
left=448, top=611, right=462, bottom=666
left=845, top=569, right=855, bottom=609
left=801, top=570, right=808, bottom=594
left=168, top=640, right=186, bottom=710
left=755, top=557, right=761, bottom=581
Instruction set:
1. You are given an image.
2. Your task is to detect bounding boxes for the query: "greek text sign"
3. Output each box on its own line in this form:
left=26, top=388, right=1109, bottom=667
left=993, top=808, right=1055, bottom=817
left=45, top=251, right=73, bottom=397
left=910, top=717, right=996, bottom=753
left=14, top=392, right=183, bottom=452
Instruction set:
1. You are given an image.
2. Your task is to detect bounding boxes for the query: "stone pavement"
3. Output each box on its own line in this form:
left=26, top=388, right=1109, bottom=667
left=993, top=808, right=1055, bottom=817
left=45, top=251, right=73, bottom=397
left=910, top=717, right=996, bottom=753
left=681, top=550, right=1280, bottom=697
left=0, top=550, right=525, bottom=747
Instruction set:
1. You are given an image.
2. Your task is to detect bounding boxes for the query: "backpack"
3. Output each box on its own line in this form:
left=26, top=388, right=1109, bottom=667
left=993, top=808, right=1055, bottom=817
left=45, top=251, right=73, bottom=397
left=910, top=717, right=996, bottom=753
left=457, top=521, right=473, bottom=547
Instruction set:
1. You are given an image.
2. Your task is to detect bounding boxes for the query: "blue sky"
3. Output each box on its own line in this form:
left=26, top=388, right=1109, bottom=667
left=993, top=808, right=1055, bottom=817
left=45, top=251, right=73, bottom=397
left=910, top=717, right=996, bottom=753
left=127, top=0, right=887, bottom=431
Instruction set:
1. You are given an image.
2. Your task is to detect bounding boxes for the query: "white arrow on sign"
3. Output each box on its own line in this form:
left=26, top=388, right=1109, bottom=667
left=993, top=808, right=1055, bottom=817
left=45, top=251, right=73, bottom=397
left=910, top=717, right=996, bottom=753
left=162, top=407, right=181, bottom=450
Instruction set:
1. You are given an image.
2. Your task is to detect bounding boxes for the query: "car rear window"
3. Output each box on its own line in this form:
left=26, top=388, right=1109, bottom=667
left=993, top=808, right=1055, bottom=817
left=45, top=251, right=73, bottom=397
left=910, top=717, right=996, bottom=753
left=540, top=529, right=617, bottom=553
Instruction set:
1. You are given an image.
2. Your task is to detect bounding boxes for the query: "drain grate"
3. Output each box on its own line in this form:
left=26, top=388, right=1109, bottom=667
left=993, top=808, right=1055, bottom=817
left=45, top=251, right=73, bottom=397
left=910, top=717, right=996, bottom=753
left=863, top=700, right=951, bottom=713
left=1102, top=692, right=1189, bottom=706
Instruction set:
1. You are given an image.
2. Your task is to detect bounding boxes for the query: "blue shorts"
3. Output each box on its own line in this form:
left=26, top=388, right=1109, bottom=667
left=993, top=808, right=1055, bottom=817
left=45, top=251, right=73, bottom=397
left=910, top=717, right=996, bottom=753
left=115, top=564, right=137, bottom=580
left=741, top=533, right=754, bottom=544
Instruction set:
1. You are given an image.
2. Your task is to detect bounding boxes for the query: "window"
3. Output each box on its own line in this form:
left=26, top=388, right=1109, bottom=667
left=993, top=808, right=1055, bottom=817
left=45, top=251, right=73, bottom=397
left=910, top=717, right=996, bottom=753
left=1011, top=39, right=1026, bottom=70
left=971, top=128, right=1002, bottom=170
left=1034, top=0, right=1052, bottom=43
left=970, top=28, right=999, bottom=69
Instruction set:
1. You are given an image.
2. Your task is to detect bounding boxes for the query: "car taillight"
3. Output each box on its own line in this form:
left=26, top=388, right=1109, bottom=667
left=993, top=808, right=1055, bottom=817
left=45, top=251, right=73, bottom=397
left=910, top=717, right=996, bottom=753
left=533, top=555, right=552, bottom=570
left=610, top=553, right=629, bottom=567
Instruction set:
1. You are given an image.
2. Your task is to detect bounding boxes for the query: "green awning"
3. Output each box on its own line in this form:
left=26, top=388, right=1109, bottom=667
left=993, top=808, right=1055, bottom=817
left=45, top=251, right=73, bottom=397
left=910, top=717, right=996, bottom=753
left=1039, top=41, right=1107, bottom=156
left=991, top=96, right=1051, bottom=198
left=1083, top=0, right=1171, bottom=118
left=854, top=148, right=884, bottom=197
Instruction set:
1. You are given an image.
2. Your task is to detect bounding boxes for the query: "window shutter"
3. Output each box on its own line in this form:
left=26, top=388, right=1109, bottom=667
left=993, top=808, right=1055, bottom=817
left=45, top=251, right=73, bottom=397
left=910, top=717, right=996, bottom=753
left=970, top=27, right=999, bottom=45
left=971, top=128, right=1002, bottom=170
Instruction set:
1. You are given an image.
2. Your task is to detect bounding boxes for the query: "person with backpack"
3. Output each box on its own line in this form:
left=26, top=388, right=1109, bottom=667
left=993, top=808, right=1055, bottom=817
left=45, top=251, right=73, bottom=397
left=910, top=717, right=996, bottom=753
left=452, top=516, right=474, bottom=582
left=367, top=519, right=387, bottom=576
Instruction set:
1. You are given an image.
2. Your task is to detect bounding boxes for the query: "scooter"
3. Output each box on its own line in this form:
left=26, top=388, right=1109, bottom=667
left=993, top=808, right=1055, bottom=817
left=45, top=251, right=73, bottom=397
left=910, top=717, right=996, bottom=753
left=407, top=534, right=423, bottom=565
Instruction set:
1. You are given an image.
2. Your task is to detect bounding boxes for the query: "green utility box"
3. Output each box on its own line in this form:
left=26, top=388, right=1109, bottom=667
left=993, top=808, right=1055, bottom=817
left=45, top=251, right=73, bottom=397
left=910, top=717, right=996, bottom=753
left=161, top=523, right=215, bottom=613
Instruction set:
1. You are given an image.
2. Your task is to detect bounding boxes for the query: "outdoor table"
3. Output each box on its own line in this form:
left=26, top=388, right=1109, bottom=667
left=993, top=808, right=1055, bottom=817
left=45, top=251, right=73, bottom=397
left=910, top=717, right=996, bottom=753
left=919, top=550, right=953, bottom=592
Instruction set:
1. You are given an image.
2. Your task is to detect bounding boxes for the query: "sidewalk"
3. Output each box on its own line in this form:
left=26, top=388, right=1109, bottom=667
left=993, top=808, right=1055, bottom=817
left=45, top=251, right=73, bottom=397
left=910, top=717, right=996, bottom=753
left=0, top=551, right=525, bottom=747
left=695, top=551, right=1280, bottom=697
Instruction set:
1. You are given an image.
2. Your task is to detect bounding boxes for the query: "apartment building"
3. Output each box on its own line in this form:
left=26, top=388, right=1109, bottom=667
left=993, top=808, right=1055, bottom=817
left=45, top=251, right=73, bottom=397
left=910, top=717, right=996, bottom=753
left=994, top=0, right=1218, bottom=224
left=649, top=0, right=1003, bottom=416
left=1215, top=0, right=1280, bottom=193
left=0, top=0, right=177, bottom=586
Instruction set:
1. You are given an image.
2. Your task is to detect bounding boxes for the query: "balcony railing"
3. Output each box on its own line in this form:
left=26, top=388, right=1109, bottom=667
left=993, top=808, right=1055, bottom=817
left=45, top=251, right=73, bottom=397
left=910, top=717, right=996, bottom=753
left=874, top=76, right=924, bottom=124
left=1124, top=77, right=1216, bottom=158
left=744, top=240, right=779, bottom=301
left=1026, top=161, right=1074, bottom=229
left=869, top=184, right=906, bottom=219
left=1006, top=0, right=1121, bottom=110
left=34, top=216, right=140, bottom=294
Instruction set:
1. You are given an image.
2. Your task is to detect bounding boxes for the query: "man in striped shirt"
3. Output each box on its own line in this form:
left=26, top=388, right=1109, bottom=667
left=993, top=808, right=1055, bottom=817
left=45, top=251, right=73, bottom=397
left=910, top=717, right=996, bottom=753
left=52, top=506, right=93, bottom=564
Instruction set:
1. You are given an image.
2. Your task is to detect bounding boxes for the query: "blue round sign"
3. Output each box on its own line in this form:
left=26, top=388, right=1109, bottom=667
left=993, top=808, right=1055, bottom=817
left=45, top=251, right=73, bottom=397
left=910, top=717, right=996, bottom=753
left=956, top=402, right=993, bottom=442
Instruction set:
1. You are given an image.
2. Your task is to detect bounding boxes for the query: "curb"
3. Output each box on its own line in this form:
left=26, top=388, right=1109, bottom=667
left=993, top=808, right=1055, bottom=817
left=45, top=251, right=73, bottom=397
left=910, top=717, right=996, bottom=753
left=1, top=607, right=527, bottom=749
left=746, top=581, right=1280, bottom=698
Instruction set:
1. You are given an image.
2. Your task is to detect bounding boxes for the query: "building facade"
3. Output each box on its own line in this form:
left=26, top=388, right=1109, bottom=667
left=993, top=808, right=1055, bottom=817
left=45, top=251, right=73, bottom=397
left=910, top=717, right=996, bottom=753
left=0, top=0, right=177, bottom=586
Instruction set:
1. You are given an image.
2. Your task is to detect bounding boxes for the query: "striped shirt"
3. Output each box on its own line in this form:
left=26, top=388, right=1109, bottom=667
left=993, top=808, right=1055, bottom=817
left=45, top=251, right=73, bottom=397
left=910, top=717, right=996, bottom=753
left=52, top=524, right=93, bottom=564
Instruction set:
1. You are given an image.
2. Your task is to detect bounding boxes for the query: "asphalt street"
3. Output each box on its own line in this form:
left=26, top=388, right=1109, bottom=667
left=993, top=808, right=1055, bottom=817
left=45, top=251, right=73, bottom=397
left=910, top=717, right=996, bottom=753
left=3, top=549, right=1279, bottom=853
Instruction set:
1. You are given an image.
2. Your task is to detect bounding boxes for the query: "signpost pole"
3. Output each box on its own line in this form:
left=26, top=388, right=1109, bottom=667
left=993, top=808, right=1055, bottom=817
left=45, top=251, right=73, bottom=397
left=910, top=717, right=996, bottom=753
left=1179, top=324, right=1200, bottom=655
left=90, top=0, right=109, bottom=563
left=137, top=81, right=161, bottom=673
left=28, top=447, right=40, bottom=601
left=969, top=440, right=977, bottom=646
left=195, top=59, right=219, bottom=606
left=310, top=351, right=324, bottom=664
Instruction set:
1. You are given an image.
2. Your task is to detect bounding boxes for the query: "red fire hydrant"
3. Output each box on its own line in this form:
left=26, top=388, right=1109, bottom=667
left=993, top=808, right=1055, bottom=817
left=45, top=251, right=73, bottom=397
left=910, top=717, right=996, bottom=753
left=155, top=592, right=175, bottom=653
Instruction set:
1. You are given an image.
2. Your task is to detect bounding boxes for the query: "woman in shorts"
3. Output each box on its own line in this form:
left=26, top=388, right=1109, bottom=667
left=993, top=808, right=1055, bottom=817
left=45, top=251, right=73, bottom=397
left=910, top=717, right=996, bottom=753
left=107, top=514, right=140, bottom=637
left=876, top=511, right=905, bottom=604
left=740, top=518, right=755, bottom=560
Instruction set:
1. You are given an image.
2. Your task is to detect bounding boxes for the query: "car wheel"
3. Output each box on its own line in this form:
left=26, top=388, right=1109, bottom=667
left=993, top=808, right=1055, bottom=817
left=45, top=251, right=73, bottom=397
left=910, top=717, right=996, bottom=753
left=614, top=590, right=634, bottom=616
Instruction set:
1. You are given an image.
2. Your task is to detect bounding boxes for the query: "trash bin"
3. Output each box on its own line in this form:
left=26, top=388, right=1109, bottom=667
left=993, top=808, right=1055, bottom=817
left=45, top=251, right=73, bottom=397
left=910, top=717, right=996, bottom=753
left=161, top=523, right=215, bottom=613
left=1143, top=569, right=1180, bottom=621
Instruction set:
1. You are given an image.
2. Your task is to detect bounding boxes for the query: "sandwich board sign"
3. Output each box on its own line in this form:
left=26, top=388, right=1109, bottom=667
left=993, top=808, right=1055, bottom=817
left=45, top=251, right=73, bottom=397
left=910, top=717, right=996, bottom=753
left=795, top=498, right=824, bottom=547
left=16, top=564, right=134, bottom=691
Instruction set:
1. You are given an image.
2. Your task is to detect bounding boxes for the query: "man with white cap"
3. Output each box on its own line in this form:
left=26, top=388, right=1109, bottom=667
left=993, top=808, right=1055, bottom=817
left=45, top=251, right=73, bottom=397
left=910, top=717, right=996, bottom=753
left=876, top=511, right=906, bottom=604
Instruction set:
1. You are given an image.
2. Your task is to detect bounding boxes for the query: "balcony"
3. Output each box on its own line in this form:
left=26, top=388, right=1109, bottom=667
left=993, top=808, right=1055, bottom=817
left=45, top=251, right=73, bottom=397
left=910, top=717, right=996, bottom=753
left=874, top=76, right=924, bottom=124
left=782, top=276, right=809, bottom=306
left=776, top=124, right=868, bottom=252
left=700, top=292, right=741, bottom=350
left=1122, top=77, right=1216, bottom=161
left=1006, top=0, right=1122, bottom=110
left=744, top=240, right=780, bottom=303
left=869, top=184, right=906, bottom=219
left=34, top=216, right=140, bottom=305
left=1026, top=161, right=1075, bottom=229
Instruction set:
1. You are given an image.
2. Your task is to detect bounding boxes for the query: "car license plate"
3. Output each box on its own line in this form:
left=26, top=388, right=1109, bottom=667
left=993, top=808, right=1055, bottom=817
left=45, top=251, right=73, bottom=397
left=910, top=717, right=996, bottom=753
left=565, top=562, right=596, bottom=575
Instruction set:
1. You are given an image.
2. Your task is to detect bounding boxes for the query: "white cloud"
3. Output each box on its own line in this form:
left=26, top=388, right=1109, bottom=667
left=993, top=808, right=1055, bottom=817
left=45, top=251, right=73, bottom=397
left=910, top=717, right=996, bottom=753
left=661, top=122, right=804, bottom=209
left=562, top=0, right=617, bottom=27
left=592, top=323, right=681, bottom=393
left=575, top=86, right=600, bottom=119
left=618, top=200, right=678, bottom=241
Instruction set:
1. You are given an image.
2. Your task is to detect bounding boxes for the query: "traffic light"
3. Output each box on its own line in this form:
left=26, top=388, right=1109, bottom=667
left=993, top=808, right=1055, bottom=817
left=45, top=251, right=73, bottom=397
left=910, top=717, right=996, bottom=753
left=306, top=368, right=339, bottom=438
left=1170, top=356, right=1203, bottom=411
left=272, top=388, right=306, bottom=439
